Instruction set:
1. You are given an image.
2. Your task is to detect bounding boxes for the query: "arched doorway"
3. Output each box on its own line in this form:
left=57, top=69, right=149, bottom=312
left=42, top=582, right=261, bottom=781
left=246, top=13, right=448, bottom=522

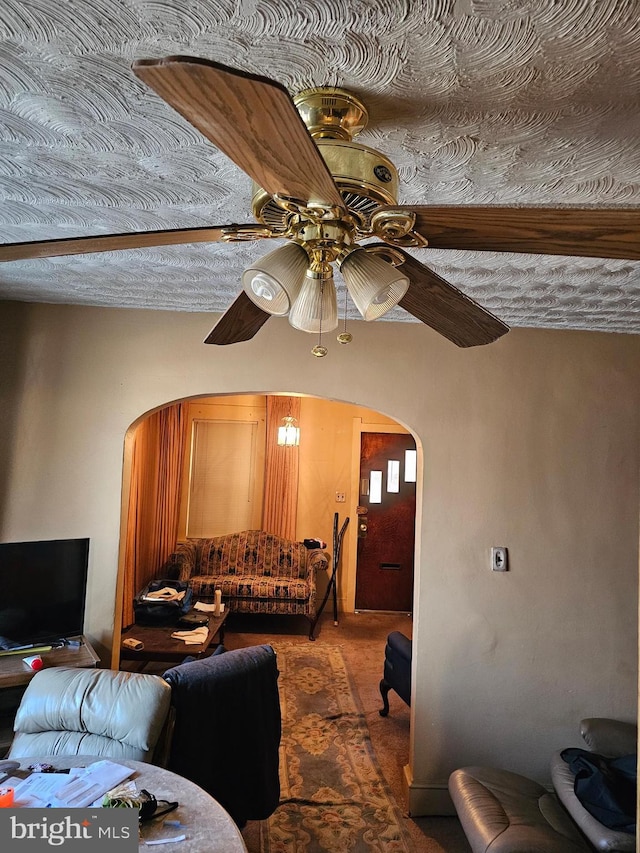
left=113, top=392, right=420, bottom=664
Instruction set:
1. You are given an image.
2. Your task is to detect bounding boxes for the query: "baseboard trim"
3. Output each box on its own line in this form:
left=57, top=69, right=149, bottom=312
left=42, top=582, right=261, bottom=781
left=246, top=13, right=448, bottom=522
left=403, top=765, right=456, bottom=816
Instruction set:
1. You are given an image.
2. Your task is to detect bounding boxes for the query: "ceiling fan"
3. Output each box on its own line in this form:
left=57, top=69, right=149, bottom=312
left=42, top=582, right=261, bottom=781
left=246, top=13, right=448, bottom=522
left=1, top=56, right=639, bottom=355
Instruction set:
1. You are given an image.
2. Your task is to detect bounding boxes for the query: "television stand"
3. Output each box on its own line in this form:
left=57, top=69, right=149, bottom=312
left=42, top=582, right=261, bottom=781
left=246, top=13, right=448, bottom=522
left=0, top=635, right=99, bottom=754
left=0, top=636, right=99, bottom=690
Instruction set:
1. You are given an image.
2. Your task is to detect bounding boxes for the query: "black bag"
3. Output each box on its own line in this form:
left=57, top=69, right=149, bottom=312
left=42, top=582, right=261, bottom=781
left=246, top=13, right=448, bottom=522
left=134, top=578, right=193, bottom=626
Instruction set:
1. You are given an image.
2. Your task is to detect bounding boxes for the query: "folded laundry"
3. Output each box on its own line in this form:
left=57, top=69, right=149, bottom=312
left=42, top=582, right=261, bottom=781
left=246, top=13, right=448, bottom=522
left=170, top=626, right=209, bottom=645
left=143, top=587, right=186, bottom=602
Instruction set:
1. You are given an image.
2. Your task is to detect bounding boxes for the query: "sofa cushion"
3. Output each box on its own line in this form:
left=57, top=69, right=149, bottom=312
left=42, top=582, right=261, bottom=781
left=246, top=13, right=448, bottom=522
left=189, top=574, right=311, bottom=601
left=197, top=531, right=308, bottom=579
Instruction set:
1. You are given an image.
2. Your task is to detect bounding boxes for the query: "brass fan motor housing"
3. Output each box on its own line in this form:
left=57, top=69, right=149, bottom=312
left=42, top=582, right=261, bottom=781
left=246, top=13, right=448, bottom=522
left=252, top=139, right=399, bottom=233
left=292, top=86, right=368, bottom=140
left=252, top=86, right=398, bottom=234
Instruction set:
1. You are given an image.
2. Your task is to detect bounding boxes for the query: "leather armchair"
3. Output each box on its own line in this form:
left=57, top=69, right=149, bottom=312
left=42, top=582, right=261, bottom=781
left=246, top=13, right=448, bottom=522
left=8, top=666, right=172, bottom=763
left=379, top=631, right=412, bottom=716
left=551, top=718, right=637, bottom=852
left=449, top=717, right=637, bottom=853
left=449, top=764, right=591, bottom=852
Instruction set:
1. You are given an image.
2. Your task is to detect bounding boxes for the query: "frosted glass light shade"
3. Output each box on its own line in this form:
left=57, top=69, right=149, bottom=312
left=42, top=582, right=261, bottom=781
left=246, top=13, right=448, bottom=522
left=277, top=416, right=300, bottom=446
left=341, top=248, right=410, bottom=320
left=289, top=271, right=339, bottom=333
left=242, top=242, right=308, bottom=315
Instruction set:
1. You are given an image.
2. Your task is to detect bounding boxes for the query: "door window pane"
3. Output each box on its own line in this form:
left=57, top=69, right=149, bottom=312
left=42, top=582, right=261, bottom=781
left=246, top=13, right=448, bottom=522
left=370, top=470, right=382, bottom=503
left=405, top=449, right=417, bottom=483
left=387, top=460, right=400, bottom=493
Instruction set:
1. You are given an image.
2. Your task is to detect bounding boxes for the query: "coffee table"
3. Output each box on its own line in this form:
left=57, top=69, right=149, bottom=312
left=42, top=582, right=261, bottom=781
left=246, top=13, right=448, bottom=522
left=120, top=609, right=229, bottom=665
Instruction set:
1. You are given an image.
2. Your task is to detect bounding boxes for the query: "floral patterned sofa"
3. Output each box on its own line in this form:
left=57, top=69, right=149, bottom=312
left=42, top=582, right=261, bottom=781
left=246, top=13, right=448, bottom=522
left=161, top=530, right=330, bottom=639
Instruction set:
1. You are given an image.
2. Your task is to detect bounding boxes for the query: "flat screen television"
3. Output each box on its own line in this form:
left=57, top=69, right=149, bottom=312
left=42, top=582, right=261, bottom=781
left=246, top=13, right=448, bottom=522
left=0, top=538, right=89, bottom=649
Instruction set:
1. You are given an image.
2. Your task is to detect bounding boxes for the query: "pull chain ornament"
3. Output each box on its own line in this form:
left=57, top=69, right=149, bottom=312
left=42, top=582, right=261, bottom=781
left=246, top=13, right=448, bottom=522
left=311, top=280, right=328, bottom=357
left=337, top=286, right=352, bottom=344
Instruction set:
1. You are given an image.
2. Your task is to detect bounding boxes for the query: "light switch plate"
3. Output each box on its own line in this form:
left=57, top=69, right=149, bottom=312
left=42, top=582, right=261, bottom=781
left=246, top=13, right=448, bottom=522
left=491, top=547, right=508, bottom=571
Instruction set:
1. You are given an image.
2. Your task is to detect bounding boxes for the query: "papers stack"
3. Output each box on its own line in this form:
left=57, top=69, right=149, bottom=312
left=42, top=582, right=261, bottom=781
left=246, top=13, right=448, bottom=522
left=5, top=760, right=134, bottom=808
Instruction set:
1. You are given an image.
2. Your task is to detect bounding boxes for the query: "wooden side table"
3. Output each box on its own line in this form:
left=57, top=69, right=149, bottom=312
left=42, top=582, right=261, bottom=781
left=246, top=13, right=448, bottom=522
left=120, top=610, right=229, bottom=666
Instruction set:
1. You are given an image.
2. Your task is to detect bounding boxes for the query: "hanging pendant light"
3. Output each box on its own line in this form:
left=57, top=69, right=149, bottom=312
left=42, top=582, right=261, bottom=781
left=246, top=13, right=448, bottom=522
left=277, top=415, right=300, bottom=446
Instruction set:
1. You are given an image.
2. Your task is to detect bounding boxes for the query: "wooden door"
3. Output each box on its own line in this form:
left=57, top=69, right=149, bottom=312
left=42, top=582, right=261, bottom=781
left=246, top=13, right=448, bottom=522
left=354, top=432, right=416, bottom=612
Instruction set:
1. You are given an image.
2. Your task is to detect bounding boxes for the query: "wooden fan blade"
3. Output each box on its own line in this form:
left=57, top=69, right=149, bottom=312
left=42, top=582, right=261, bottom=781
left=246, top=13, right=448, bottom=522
left=133, top=56, right=344, bottom=210
left=385, top=246, right=509, bottom=347
left=0, top=225, right=237, bottom=262
left=391, top=206, right=640, bottom=260
left=204, top=291, right=271, bottom=345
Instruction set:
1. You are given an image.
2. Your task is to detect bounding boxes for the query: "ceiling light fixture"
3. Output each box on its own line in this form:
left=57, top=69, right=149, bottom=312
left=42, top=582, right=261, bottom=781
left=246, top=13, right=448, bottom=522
left=243, top=243, right=408, bottom=355
left=238, top=84, right=417, bottom=356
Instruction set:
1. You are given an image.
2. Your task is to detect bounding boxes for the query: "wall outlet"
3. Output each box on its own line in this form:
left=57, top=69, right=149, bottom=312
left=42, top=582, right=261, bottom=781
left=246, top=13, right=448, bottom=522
left=491, top=547, right=508, bottom=572
left=335, top=491, right=346, bottom=503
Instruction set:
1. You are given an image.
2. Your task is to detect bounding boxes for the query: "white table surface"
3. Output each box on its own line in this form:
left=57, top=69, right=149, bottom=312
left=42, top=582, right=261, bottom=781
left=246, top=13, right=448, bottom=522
left=16, top=755, right=248, bottom=852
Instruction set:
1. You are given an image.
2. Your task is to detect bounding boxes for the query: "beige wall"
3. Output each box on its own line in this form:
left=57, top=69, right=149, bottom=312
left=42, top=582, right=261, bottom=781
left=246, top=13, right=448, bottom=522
left=1, top=300, right=638, bottom=814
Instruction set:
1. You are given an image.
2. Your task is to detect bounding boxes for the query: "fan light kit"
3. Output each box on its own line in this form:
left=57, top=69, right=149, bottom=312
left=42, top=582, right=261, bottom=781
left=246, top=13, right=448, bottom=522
left=239, top=86, right=415, bottom=355
left=1, top=56, right=639, bottom=356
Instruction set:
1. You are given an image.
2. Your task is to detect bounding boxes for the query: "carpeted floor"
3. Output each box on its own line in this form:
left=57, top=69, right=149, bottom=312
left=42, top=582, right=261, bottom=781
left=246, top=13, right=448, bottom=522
left=224, top=611, right=471, bottom=853
left=261, top=641, right=413, bottom=852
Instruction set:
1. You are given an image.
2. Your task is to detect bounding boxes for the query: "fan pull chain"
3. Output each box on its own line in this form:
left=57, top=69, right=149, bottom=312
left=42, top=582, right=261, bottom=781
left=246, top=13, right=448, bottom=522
left=311, top=281, right=328, bottom=357
left=337, top=286, right=353, bottom=345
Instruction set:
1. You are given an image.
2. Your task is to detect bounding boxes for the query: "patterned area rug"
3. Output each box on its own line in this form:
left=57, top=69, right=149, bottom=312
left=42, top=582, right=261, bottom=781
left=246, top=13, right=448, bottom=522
left=261, top=643, right=412, bottom=853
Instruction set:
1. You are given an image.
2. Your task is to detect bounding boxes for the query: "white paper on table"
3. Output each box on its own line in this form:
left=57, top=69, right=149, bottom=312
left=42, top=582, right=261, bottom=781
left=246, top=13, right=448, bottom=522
left=49, top=760, right=134, bottom=808
left=193, top=601, right=225, bottom=613
left=7, top=769, right=84, bottom=807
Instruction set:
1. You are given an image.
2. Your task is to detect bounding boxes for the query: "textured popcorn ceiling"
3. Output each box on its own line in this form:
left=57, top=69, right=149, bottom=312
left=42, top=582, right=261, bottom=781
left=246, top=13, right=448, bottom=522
left=1, top=0, right=639, bottom=334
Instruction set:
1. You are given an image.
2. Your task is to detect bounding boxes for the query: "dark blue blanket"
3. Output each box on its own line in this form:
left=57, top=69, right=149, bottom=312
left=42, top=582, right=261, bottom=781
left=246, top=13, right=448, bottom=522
left=561, top=747, right=637, bottom=834
left=164, top=644, right=281, bottom=827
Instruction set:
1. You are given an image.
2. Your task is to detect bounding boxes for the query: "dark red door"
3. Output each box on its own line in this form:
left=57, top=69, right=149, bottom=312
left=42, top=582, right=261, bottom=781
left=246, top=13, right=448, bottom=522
left=354, top=432, right=416, bottom=612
